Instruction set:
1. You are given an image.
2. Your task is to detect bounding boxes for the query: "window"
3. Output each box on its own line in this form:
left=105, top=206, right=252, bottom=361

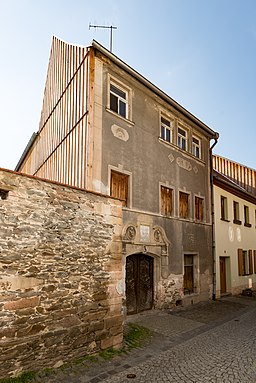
left=177, top=126, right=188, bottom=151
left=179, top=191, right=189, bottom=219
left=161, top=186, right=173, bottom=216
left=184, top=255, right=194, bottom=295
left=233, top=201, right=241, bottom=224
left=244, top=205, right=251, bottom=227
left=110, top=83, right=128, bottom=118
left=255, top=210, right=256, bottom=228
left=110, top=170, right=129, bottom=206
left=160, top=117, right=173, bottom=143
left=192, top=136, right=201, bottom=159
left=238, top=249, right=253, bottom=276
left=195, top=197, right=203, bottom=222
left=220, top=196, right=228, bottom=221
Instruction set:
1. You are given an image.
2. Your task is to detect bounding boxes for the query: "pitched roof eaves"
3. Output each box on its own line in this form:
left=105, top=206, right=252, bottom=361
left=91, top=40, right=218, bottom=139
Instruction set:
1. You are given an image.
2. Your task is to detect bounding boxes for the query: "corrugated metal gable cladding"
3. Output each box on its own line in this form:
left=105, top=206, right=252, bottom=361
left=19, top=37, right=89, bottom=189
left=213, top=155, right=256, bottom=196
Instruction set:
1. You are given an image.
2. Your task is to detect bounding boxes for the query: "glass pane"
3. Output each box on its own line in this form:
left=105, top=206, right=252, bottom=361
left=161, top=117, right=170, bottom=127
left=110, top=84, right=126, bottom=99
left=166, top=129, right=170, bottom=142
left=178, top=127, right=186, bottom=137
left=161, top=125, right=165, bottom=139
left=119, top=100, right=126, bottom=118
left=110, top=93, right=118, bottom=113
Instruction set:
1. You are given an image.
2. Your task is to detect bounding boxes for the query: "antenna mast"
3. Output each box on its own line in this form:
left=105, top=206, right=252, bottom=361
left=89, top=23, right=117, bottom=52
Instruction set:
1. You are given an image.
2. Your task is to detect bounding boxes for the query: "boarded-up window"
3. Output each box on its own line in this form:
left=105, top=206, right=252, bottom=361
left=179, top=192, right=189, bottom=219
left=238, top=249, right=253, bottom=276
left=161, top=186, right=173, bottom=216
left=195, top=197, right=203, bottom=222
left=184, top=255, right=194, bottom=295
left=110, top=170, right=129, bottom=206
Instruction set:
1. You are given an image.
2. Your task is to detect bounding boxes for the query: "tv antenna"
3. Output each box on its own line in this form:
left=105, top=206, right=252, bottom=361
left=89, top=23, right=117, bottom=52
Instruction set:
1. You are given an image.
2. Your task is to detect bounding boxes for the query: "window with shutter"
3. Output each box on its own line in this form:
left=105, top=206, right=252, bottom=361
left=244, top=205, right=251, bottom=227
left=238, top=249, right=253, bottom=276
left=220, top=196, right=228, bottom=221
left=249, top=250, right=253, bottom=275
left=161, top=186, right=173, bottom=216
left=195, top=197, right=203, bottom=222
left=110, top=170, right=129, bottom=206
left=238, top=248, right=244, bottom=276
left=233, top=201, right=241, bottom=224
left=179, top=192, right=189, bottom=219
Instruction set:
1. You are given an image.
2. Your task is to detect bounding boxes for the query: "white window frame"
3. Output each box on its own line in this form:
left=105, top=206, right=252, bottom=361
left=192, top=135, right=201, bottom=159
left=107, top=75, right=132, bottom=121
left=160, top=116, right=173, bottom=144
left=177, top=126, right=188, bottom=151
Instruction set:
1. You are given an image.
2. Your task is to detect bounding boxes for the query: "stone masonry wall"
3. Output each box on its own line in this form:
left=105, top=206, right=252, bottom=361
left=0, top=169, right=123, bottom=379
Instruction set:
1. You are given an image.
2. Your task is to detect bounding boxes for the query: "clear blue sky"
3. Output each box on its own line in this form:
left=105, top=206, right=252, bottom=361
left=0, top=0, right=256, bottom=170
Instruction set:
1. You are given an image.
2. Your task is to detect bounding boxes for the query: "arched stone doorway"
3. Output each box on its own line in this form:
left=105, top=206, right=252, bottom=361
left=125, top=253, right=154, bottom=315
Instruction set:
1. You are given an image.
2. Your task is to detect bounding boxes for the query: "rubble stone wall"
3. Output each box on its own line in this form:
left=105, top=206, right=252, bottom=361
left=0, top=169, right=123, bottom=379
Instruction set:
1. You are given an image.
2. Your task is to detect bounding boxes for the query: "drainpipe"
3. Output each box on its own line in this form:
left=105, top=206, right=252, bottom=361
left=210, top=135, right=219, bottom=301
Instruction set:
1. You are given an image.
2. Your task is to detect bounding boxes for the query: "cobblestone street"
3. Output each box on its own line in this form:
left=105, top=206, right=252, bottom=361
left=38, top=296, right=256, bottom=383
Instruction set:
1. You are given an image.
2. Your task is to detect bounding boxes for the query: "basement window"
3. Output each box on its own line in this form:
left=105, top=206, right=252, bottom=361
left=0, top=189, right=9, bottom=200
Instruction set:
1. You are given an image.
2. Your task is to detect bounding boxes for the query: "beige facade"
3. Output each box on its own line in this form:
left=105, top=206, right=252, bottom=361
left=214, top=168, right=256, bottom=298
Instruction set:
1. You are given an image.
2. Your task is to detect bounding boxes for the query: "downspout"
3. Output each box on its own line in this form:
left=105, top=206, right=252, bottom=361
left=210, top=135, right=219, bottom=300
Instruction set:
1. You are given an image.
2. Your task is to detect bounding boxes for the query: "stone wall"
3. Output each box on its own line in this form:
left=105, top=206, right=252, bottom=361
left=0, top=169, right=123, bottom=379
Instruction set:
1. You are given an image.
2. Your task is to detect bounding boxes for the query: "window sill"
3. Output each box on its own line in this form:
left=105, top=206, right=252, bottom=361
left=244, top=223, right=252, bottom=228
left=220, top=218, right=230, bottom=222
left=233, top=219, right=242, bottom=225
left=106, top=108, right=134, bottom=126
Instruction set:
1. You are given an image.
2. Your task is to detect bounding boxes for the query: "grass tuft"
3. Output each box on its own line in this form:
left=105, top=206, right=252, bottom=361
left=0, top=323, right=152, bottom=382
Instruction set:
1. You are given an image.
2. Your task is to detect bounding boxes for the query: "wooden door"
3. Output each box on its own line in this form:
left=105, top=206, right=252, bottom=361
left=220, top=257, right=227, bottom=294
left=126, top=254, right=153, bottom=315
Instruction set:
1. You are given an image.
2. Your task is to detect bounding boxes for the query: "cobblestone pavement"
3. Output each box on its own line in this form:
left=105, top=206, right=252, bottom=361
left=37, top=296, right=256, bottom=383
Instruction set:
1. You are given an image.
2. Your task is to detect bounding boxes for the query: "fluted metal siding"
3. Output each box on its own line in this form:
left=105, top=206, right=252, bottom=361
left=19, top=37, right=89, bottom=189
left=213, top=155, right=256, bottom=195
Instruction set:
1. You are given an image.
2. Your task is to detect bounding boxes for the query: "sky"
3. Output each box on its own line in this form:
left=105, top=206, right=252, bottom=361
left=0, top=0, right=256, bottom=170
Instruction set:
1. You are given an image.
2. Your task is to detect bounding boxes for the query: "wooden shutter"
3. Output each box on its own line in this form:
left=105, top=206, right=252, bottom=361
left=110, top=171, right=128, bottom=206
left=249, top=250, right=253, bottom=275
left=161, top=186, right=172, bottom=216
left=238, top=248, right=244, bottom=276
left=254, top=250, right=256, bottom=274
left=180, top=192, right=189, bottom=218
left=195, top=197, right=203, bottom=221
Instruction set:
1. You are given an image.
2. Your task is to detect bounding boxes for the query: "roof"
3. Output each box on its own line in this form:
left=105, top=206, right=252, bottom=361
left=213, top=169, right=256, bottom=205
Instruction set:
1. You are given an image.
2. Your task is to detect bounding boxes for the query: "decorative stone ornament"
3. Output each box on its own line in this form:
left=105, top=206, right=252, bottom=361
left=124, top=225, right=136, bottom=241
